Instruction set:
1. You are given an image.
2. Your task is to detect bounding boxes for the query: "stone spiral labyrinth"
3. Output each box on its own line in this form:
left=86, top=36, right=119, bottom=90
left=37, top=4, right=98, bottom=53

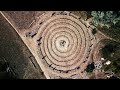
left=34, top=11, right=95, bottom=79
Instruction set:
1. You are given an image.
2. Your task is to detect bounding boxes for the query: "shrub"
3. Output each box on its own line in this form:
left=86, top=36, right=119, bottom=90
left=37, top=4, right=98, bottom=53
left=91, top=11, right=120, bottom=28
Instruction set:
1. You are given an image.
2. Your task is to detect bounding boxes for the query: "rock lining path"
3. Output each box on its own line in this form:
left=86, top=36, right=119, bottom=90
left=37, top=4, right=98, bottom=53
left=1, top=11, right=107, bottom=79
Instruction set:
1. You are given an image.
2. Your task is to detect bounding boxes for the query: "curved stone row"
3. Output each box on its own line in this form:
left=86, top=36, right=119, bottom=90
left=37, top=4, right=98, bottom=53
left=35, top=11, right=95, bottom=78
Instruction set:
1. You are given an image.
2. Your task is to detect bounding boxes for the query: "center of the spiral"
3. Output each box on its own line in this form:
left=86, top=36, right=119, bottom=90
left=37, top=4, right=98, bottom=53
left=55, top=36, right=70, bottom=52
left=59, top=40, right=66, bottom=47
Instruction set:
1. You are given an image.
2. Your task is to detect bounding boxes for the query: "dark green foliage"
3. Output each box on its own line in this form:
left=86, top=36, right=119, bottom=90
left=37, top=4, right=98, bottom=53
left=91, top=11, right=120, bottom=28
left=101, top=41, right=120, bottom=76
left=101, top=42, right=118, bottom=59
left=92, top=28, right=97, bottom=35
left=101, top=41, right=120, bottom=59
left=85, top=62, right=95, bottom=73
left=86, top=11, right=120, bottom=42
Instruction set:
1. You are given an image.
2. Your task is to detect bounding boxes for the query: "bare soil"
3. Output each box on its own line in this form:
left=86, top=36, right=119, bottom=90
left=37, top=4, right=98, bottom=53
left=0, top=13, right=46, bottom=79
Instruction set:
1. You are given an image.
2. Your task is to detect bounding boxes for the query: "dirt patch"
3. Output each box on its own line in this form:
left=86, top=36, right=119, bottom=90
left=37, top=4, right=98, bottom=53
left=2, top=11, right=44, bottom=30
left=71, top=11, right=87, bottom=20
left=0, top=13, right=46, bottom=79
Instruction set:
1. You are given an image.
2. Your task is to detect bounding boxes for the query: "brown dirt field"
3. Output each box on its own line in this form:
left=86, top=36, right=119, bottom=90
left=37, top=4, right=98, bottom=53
left=0, top=13, right=46, bottom=79
left=71, top=11, right=87, bottom=20
left=2, top=11, right=44, bottom=30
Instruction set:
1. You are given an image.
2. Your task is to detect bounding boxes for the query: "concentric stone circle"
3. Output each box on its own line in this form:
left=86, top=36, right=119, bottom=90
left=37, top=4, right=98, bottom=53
left=35, top=11, right=94, bottom=78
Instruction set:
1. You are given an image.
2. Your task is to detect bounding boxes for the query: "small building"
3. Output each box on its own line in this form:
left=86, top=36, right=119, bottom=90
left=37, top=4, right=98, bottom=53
left=101, top=58, right=105, bottom=61
left=105, top=60, right=111, bottom=65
